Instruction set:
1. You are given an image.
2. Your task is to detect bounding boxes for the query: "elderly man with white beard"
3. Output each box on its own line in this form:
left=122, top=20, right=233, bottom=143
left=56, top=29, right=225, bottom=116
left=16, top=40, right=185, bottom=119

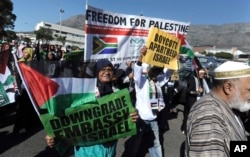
left=185, top=61, right=250, bottom=157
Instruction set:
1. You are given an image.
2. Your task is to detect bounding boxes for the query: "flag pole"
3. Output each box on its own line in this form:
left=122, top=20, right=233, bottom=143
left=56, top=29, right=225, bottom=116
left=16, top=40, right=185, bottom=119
left=11, top=47, right=40, bottom=115
left=84, top=0, right=88, bottom=61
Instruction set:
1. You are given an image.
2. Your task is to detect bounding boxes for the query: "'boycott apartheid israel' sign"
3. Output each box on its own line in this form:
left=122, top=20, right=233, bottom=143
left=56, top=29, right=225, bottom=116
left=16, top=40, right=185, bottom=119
left=143, top=27, right=181, bottom=70
left=40, top=89, right=137, bottom=146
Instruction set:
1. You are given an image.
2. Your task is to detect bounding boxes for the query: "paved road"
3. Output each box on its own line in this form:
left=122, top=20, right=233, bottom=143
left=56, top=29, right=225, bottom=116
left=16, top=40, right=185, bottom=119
left=0, top=103, right=185, bottom=157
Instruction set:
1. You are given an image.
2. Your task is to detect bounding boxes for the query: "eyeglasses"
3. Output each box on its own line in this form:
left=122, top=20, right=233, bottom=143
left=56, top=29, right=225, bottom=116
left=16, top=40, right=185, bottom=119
left=99, top=68, right=113, bottom=73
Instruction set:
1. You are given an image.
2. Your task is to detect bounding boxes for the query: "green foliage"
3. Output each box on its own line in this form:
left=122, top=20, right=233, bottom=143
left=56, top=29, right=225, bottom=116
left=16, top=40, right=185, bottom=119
left=215, top=52, right=233, bottom=59
left=56, top=35, right=67, bottom=46
left=206, top=52, right=214, bottom=56
left=34, top=27, right=54, bottom=43
left=200, top=51, right=206, bottom=55
left=0, top=0, right=16, bottom=38
left=5, top=30, right=17, bottom=42
left=20, top=37, right=32, bottom=45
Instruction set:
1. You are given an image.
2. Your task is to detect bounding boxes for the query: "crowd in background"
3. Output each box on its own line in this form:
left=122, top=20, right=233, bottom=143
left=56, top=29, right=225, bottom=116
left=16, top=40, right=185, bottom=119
left=1, top=40, right=250, bottom=157
left=15, top=41, right=82, bottom=62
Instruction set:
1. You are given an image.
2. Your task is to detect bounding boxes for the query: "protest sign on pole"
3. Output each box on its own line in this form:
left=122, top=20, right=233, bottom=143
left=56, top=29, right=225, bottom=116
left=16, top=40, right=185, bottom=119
left=84, top=5, right=190, bottom=63
left=40, top=88, right=136, bottom=146
left=143, top=27, right=181, bottom=70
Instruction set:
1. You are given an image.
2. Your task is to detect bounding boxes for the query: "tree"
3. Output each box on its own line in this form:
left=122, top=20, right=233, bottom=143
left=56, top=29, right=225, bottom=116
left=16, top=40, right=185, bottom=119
left=206, top=52, right=214, bottom=57
left=215, top=52, right=233, bottom=60
left=0, top=0, right=16, bottom=37
left=54, top=34, right=66, bottom=46
left=5, top=30, right=18, bottom=42
left=34, top=27, right=54, bottom=44
left=20, top=36, right=32, bottom=46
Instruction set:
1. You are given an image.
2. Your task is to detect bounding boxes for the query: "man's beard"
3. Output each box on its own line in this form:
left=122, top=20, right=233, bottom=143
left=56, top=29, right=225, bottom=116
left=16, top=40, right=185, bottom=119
left=229, top=87, right=250, bottom=112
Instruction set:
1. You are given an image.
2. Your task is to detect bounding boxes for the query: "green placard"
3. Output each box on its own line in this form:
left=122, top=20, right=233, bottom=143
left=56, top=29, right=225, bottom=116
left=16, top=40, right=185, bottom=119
left=40, top=88, right=137, bottom=146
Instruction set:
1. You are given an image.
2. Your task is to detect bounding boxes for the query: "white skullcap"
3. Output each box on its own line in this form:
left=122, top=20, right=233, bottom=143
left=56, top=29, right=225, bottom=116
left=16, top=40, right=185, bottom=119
left=214, top=61, right=250, bottom=80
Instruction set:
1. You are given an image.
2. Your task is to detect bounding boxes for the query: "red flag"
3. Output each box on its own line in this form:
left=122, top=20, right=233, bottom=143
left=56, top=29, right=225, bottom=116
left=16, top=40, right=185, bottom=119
left=177, top=32, right=186, bottom=46
left=0, top=44, right=10, bottom=74
left=19, top=63, right=59, bottom=108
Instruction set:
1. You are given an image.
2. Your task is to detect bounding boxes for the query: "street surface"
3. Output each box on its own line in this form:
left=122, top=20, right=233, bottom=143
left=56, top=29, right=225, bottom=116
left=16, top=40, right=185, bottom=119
left=0, top=103, right=185, bottom=157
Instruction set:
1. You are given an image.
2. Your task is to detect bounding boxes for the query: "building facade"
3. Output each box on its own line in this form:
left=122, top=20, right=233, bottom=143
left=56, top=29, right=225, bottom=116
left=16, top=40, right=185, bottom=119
left=193, top=45, right=245, bottom=57
left=35, top=21, right=85, bottom=48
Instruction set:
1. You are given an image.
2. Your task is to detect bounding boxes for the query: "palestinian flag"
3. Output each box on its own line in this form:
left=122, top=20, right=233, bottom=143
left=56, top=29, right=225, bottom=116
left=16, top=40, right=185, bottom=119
left=177, top=32, right=194, bottom=59
left=177, top=33, right=203, bottom=70
left=18, top=60, right=97, bottom=116
left=0, top=45, right=10, bottom=74
left=92, top=37, right=118, bottom=55
left=0, top=44, right=16, bottom=107
left=17, top=59, right=137, bottom=156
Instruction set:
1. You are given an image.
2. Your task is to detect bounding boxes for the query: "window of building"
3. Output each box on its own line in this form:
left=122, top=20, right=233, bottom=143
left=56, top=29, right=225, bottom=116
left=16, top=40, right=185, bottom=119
left=44, top=24, right=52, bottom=27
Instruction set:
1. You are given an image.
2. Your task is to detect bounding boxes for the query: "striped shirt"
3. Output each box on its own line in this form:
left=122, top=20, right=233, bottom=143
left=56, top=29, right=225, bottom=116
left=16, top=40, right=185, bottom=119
left=185, top=92, right=248, bottom=157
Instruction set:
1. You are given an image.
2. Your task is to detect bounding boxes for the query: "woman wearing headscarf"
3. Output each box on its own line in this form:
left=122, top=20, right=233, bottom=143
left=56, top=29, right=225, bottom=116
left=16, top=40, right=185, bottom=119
left=18, top=47, right=33, bottom=62
left=181, top=68, right=210, bottom=134
left=13, top=46, right=40, bottom=134
left=46, top=59, right=138, bottom=157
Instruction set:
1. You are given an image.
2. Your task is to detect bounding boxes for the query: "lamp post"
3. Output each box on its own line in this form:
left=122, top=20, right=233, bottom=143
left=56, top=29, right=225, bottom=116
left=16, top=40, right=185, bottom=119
left=59, top=8, right=64, bottom=36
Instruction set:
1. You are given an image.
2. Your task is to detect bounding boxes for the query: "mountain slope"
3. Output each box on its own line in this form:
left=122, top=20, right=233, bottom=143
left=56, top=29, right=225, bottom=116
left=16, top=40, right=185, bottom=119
left=186, top=23, right=250, bottom=52
left=61, top=14, right=250, bottom=52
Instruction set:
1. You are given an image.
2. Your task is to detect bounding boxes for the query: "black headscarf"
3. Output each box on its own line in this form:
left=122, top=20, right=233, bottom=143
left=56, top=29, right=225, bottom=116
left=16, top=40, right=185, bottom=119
left=96, top=59, right=114, bottom=97
left=96, top=59, right=118, bottom=146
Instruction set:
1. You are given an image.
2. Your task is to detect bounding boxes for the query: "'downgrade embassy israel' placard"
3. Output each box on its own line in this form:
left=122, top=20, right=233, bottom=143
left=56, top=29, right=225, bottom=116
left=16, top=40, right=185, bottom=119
left=40, top=89, right=137, bottom=146
left=143, top=27, right=181, bottom=70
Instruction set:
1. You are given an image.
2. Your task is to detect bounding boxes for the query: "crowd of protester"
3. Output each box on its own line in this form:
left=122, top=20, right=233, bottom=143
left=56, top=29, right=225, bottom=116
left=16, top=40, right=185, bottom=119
left=0, top=41, right=82, bottom=133
left=16, top=41, right=81, bottom=61
left=1, top=40, right=250, bottom=157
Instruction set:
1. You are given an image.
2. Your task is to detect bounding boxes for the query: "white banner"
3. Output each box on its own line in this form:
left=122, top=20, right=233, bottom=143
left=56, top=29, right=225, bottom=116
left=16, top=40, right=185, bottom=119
left=84, top=5, right=190, bottom=63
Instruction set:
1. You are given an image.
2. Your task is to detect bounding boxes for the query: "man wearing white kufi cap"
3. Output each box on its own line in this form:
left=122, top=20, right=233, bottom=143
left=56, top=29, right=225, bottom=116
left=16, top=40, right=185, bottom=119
left=214, top=61, right=250, bottom=79
left=185, top=61, right=250, bottom=157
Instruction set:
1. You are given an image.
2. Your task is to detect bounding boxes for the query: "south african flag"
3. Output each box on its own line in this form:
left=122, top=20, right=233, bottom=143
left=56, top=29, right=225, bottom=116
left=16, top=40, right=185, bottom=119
left=92, top=37, right=118, bottom=55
